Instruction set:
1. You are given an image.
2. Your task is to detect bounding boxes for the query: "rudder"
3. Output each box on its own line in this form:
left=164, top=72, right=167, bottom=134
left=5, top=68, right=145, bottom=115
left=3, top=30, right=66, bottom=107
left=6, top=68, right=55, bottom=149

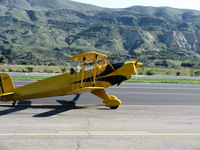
left=0, top=73, right=14, bottom=94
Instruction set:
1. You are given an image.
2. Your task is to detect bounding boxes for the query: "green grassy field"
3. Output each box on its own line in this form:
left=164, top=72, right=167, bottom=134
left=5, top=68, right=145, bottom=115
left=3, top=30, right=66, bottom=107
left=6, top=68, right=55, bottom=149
left=0, top=65, right=69, bottom=73
left=127, top=78, right=200, bottom=84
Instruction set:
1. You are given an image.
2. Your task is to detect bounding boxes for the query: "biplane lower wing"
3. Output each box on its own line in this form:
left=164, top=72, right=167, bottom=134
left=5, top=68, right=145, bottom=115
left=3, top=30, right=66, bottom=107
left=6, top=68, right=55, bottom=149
left=66, top=87, right=104, bottom=95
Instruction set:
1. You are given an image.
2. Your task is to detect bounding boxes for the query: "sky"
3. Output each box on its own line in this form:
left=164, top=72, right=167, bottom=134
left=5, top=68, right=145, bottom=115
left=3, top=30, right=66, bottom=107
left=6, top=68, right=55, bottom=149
left=72, top=0, right=200, bottom=10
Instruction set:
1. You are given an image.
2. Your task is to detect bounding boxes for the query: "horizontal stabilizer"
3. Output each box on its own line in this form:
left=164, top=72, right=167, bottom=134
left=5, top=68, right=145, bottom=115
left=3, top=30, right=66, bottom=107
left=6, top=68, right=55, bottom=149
left=0, top=92, right=14, bottom=97
left=67, top=87, right=104, bottom=95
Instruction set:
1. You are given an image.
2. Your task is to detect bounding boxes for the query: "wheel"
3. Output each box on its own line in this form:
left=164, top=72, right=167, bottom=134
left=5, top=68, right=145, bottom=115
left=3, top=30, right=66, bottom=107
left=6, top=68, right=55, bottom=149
left=110, top=95, right=117, bottom=99
left=110, top=105, right=119, bottom=109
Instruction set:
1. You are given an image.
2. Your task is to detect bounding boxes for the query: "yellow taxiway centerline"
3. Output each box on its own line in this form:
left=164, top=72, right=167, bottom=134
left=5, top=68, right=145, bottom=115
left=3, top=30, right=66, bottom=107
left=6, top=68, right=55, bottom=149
left=0, top=132, right=200, bottom=136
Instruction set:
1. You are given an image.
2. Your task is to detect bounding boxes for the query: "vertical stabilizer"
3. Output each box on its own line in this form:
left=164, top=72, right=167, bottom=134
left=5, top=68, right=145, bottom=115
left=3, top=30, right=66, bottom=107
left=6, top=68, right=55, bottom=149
left=0, top=73, right=14, bottom=94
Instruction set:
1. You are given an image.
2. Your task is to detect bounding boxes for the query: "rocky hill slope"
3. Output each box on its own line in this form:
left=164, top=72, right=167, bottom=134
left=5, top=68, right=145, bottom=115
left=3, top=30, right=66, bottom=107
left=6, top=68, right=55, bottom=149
left=0, top=0, right=200, bottom=65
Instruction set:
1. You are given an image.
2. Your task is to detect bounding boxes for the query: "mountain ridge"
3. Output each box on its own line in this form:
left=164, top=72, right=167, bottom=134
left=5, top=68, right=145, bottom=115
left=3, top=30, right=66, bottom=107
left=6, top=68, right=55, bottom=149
left=0, top=0, right=104, bottom=11
left=0, top=0, right=200, bottom=65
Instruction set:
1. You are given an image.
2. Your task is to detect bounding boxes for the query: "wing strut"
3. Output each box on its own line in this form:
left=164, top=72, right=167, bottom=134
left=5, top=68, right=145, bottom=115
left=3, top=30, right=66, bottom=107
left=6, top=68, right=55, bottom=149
left=81, top=57, right=86, bottom=88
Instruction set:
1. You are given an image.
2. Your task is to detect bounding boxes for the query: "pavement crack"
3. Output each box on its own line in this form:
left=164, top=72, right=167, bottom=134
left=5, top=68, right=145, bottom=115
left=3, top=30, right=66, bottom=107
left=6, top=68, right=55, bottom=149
left=86, top=118, right=91, bottom=135
left=76, top=140, right=80, bottom=150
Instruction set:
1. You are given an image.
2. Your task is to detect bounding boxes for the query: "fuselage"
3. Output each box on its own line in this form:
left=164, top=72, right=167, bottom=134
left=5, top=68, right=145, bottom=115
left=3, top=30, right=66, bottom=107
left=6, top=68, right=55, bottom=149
left=11, top=61, right=137, bottom=101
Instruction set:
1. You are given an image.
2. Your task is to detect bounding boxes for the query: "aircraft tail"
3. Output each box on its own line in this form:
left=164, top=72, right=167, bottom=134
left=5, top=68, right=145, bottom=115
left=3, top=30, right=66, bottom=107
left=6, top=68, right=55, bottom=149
left=0, top=73, right=15, bottom=101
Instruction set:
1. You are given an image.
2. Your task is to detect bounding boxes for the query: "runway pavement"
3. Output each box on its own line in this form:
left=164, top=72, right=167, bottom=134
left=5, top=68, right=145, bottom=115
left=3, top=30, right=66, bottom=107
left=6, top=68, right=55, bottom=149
left=10, top=81, right=200, bottom=105
left=0, top=81, right=200, bottom=150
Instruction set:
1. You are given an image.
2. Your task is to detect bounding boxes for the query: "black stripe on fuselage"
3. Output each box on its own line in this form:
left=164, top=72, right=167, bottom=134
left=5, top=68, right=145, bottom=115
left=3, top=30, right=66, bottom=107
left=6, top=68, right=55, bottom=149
left=97, top=62, right=124, bottom=77
left=97, top=75, right=127, bottom=85
left=73, top=62, right=126, bottom=85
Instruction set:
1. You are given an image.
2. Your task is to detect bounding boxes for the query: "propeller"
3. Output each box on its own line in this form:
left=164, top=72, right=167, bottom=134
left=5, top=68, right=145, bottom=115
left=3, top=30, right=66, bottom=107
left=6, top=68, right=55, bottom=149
left=118, top=57, right=142, bottom=86
left=133, top=57, right=138, bottom=77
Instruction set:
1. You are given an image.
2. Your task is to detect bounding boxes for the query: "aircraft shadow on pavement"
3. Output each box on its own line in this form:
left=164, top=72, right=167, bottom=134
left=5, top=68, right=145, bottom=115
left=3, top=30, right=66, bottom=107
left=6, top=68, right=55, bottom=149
left=0, top=100, right=85, bottom=117
left=0, top=101, right=32, bottom=116
left=33, top=100, right=85, bottom=117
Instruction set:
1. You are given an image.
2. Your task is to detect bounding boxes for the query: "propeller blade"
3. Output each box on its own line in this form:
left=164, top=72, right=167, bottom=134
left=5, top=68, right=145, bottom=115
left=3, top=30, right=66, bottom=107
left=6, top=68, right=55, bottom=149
left=133, top=57, right=139, bottom=77
left=134, top=56, right=138, bottom=65
left=133, top=63, right=137, bottom=76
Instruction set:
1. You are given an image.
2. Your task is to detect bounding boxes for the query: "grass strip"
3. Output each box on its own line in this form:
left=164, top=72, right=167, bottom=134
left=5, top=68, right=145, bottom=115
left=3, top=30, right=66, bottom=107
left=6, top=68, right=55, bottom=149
left=127, top=78, right=200, bottom=84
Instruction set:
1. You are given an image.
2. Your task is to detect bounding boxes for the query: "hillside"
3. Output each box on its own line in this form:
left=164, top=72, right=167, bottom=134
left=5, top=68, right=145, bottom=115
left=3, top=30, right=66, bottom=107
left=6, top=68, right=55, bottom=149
left=0, top=0, right=200, bottom=66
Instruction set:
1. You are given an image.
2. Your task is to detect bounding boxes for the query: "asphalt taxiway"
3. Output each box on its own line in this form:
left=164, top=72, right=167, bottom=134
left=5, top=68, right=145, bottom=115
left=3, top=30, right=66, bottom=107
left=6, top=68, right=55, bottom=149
left=0, top=81, right=200, bottom=150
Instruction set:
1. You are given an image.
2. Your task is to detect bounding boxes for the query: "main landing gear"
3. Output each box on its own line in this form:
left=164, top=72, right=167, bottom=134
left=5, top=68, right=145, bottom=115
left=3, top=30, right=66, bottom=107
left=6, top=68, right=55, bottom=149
left=91, top=89, right=121, bottom=109
left=110, top=105, right=119, bottom=109
left=105, top=95, right=121, bottom=109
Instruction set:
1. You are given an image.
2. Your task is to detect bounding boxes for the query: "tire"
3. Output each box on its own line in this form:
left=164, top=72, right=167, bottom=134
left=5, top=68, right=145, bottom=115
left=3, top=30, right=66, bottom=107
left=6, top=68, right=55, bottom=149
left=110, top=105, right=119, bottom=109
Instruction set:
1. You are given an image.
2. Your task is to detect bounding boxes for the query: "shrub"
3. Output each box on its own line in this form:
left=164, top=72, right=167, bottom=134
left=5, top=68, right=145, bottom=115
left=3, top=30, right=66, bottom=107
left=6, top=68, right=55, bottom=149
left=8, top=68, right=13, bottom=72
left=44, top=69, right=53, bottom=73
left=181, top=62, right=194, bottom=67
left=146, top=70, right=154, bottom=75
left=155, top=60, right=169, bottom=67
left=27, top=67, right=33, bottom=72
left=194, top=70, right=200, bottom=76
left=61, top=68, right=66, bottom=73
left=176, top=72, right=181, bottom=76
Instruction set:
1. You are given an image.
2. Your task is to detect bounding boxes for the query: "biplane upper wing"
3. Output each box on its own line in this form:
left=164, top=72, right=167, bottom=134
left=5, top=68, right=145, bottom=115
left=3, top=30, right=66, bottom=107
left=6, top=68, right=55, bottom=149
left=70, top=51, right=107, bottom=63
left=66, top=87, right=104, bottom=95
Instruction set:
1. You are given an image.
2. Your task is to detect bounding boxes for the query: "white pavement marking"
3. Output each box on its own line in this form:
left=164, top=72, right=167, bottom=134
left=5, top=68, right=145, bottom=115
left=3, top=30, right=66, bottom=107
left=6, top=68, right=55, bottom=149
left=114, top=91, right=200, bottom=96
left=0, top=132, right=200, bottom=136
left=111, top=87, right=200, bottom=90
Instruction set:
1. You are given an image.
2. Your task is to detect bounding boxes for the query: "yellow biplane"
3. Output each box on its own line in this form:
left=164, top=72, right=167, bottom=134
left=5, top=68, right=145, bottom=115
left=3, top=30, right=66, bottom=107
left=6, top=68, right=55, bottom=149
left=0, top=52, right=142, bottom=109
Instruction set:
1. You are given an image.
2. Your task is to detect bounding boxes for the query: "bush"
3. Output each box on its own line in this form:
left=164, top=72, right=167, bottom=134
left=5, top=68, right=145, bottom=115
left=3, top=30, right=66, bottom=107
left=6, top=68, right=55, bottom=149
left=61, top=68, right=66, bottom=73
left=8, top=68, right=13, bottom=72
left=146, top=70, right=155, bottom=75
left=155, top=60, right=169, bottom=67
left=176, top=72, right=181, bottom=76
left=194, top=70, right=200, bottom=76
left=44, top=69, right=53, bottom=73
left=27, top=67, right=33, bottom=72
left=181, top=62, right=194, bottom=68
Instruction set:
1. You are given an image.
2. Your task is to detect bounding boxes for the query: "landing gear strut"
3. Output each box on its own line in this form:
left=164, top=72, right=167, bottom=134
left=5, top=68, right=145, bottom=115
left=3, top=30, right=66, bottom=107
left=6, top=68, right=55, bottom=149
left=66, top=94, right=81, bottom=107
left=12, top=101, right=17, bottom=107
left=91, top=89, right=121, bottom=109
